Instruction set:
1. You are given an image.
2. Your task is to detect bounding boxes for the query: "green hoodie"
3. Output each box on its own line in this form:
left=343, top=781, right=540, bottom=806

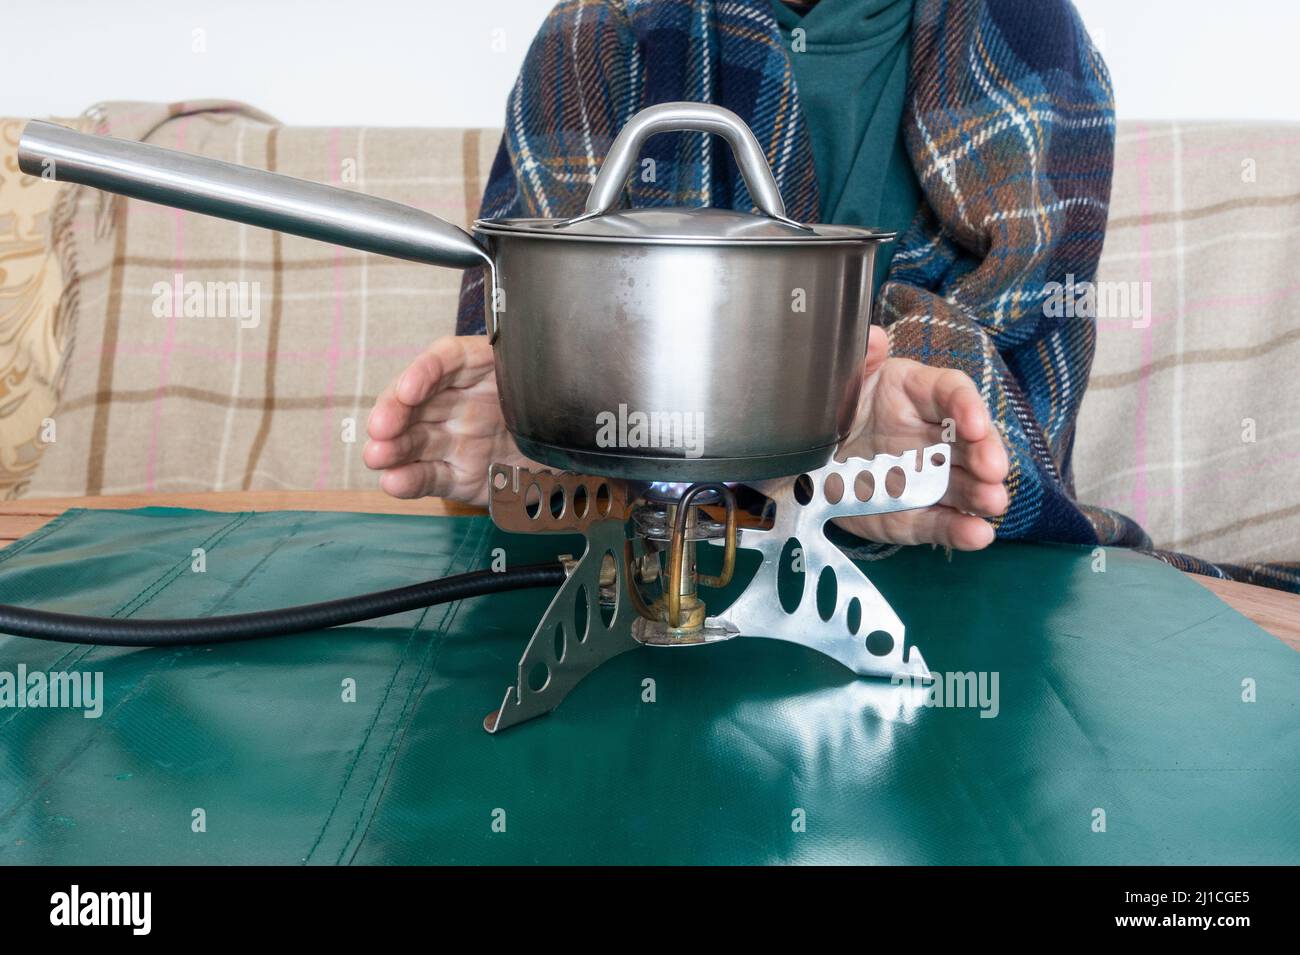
left=770, top=0, right=922, bottom=288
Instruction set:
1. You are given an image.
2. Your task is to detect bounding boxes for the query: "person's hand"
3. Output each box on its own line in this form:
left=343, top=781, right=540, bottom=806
left=364, top=335, right=535, bottom=506
left=832, top=326, right=1010, bottom=550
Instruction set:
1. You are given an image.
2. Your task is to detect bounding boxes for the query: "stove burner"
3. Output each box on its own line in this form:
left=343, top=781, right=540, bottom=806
left=643, top=481, right=730, bottom=505
left=623, top=482, right=739, bottom=638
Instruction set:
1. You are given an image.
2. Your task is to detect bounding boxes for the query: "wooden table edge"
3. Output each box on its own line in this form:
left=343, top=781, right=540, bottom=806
left=2, top=491, right=1297, bottom=651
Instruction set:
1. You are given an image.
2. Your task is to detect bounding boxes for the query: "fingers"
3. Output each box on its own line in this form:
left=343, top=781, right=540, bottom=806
left=363, top=422, right=474, bottom=473
left=362, top=428, right=419, bottom=472
left=893, top=360, right=988, bottom=441
left=883, top=358, right=1009, bottom=485
left=921, top=509, right=996, bottom=551
left=864, top=325, right=889, bottom=377
left=840, top=328, right=893, bottom=444
left=394, top=335, right=494, bottom=406
left=364, top=335, right=506, bottom=505
left=955, top=428, right=1010, bottom=487
left=837, top=506, right=996, bottom=551
left=941, top=465, right=1008, bottom=517
left=377, top=460, right=460, bottom=500
left=366, top=385, right=413, bottom=443
left=367, top=336, right=493, bottom=442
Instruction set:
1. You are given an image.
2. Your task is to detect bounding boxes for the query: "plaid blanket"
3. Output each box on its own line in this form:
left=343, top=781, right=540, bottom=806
left=455, top=0, right=1299, bottom=592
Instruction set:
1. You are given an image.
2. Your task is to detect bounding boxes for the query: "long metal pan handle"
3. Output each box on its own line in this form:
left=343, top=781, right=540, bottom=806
left=583, top=102, right=787, bottom=219
left=17, top=121, right=491, bottom=271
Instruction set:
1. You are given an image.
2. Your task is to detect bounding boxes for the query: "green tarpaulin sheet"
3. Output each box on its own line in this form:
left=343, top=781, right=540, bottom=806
left=0, top=507, right=1295, bottom=865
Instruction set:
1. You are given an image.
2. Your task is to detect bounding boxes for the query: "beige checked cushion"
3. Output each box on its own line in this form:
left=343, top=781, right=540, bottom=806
left=21, top=101, right=500, bottom=497
left=1076, top=121, right=1300, bottom=565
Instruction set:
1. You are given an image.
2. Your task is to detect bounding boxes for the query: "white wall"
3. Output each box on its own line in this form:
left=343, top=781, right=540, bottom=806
left=0, top=0, right=556, bottom=127
left=1074, top=0, right=1300, bottom=121
left=2, top=0, right=1297, bottom=126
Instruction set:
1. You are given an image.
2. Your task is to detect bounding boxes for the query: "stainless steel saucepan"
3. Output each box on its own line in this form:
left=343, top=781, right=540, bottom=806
left=19, top=103, right=893, bottom=481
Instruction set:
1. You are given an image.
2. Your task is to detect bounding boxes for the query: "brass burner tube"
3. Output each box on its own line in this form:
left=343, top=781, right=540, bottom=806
left=666, top=483, right=738, bottom=629
left=674, top=504, right=699, bottom=601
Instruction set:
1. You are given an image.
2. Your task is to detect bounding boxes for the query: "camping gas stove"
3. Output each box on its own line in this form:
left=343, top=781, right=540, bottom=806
left=482, top=444, right=950, bottom=733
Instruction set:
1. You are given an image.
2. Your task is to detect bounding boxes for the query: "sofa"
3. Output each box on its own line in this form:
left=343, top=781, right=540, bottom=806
left=2, top=101, right=1297, bottom=567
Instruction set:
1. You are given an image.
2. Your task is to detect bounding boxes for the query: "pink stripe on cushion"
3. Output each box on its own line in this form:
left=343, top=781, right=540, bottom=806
left=147, top=115, right=195, bottom=492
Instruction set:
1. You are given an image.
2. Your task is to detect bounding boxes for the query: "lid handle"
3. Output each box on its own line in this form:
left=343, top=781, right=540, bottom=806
left=583, top=102, right=787, bottom=219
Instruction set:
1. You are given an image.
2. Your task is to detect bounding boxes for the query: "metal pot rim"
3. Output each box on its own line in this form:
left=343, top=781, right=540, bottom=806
left=475, top=216, right=896, bottom=247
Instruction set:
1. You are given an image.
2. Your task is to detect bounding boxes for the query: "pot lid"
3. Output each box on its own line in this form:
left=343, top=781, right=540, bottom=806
left=475, top=207, right=894, bottom=245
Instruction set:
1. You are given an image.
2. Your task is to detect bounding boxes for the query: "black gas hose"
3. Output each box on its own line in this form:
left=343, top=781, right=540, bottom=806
left=0, top=561, right=566, bottom=647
